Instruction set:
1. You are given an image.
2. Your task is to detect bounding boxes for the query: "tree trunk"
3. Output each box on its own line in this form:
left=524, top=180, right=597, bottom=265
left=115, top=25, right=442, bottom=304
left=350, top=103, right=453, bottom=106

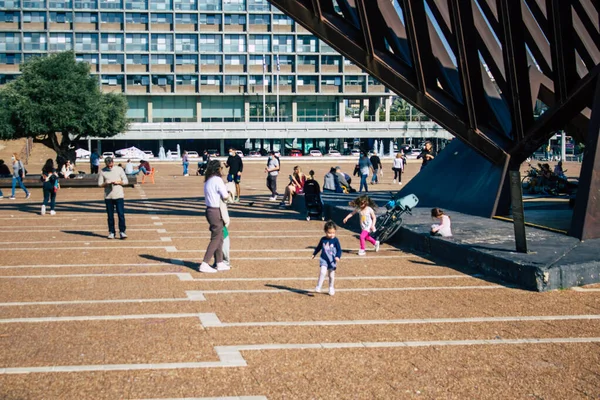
left=33, top=132, right=77, bottom=169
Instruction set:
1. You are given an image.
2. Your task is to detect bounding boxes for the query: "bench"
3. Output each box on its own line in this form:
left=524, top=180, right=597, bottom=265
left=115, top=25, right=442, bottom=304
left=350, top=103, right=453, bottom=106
left=0, top=174, right=138, bottom=189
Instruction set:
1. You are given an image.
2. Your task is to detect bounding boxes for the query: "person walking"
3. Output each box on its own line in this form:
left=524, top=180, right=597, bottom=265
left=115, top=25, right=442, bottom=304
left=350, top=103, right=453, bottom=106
left=198, top=160, right=231, bottom=273
left=182, top=151, right=189, bottom=176
left=357, top=152, right=373, bottom=193
left=342, top=195, right=380, bottom=255
left=98, top=157, right=128, bottom=239
left=90, top=149, right=100, bottom=174
left=9, top=153, right=30, bottom=200
left=265, top=151, right=280, bottom=201
left=311, top=220, right=342, bottom=296
left=40, top=159, right=59, bottom=215
left=225, top=148, right=244, bottom=202
left=417, top=141, right=436, bottom=171
left=370, top=151, right=382, bottom=184
left=392, top=152, right=404, bottom=185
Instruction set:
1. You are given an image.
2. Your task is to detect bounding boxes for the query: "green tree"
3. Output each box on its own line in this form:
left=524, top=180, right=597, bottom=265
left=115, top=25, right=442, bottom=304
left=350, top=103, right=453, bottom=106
left=0, top=51, right=128, bottom=164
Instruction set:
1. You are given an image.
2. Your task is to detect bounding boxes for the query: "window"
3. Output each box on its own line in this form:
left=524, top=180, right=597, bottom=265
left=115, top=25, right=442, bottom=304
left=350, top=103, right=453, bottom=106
left=150, top=13, right=172, bottom=24
left=321, top=76, right=341, bottom=85
left=75, top=33, right=98, bottom=51
left=150, top=0, right=171, bottom=10
left=200, top=54, right=221, bottom=65
left=50, top=11, right=72, bottom=23
left=176, top=54, right=197, bottom=65
left=0, top=53, right=20, bottom=64
left=198, top=0, right=219, bottom=11
left=0, top=1, right=21, bottom=7
left=223, top=0, right=244, bottom=11
left=368, top=76, right=382, bottom=85
left=126, top=0, right=147, bottom=10
left=100, top=13, right=123, bottom=23
left=297, top=36, right=317, bottom=53
left=22, top=12, right=46, bottom=23
left=224, top=14, right=245, bottom=25
left=173, top=0, right=195, bottom=10
left=76, top=53, right=99, bottom=65
left=199, top=14, right=221, bottom=25
left=273, top=14, right=293, bottom=25
left=278, top=75, right=294, bottom=85
left=320, top=40, right=335, bottom=53
left=101, top=75, right=123, bottom=86
left=249, top=14, right=269, bottom=25
left=125, top=33, right=148, bottom=51
left=126, top=53, right=148, bottom=64
left=152, top=75, right=173, bottom=85
left=125, top=13, right=148, bottom=24
left=224, top=75, right=246, bottom=85
left=49, top=0, right=72, bottom=8
left=248, top=35, right=269, bottom=53
left=297, top=75, right=317, bottom=86
left=272, top=35, right=293, bottom=53
left=175, top=13, right=196, bottom=25
left=22, top=0, right=44, bottom=8
left=23, top=33, right=46, bottom=50
left=248, top=54, right=268, bottom=67
left=74, top=12, right=97, bottom=23
left=248, top=75, right=267, bottom=85
left=199, top=35, right=221, bottom=52
left=101, top=53, right=124, bottom=64
left=100, top=0, right=122, bottom=9
left=223, top=34, right=245, bottom=52
left=49, top=33, right=73, bottom=51
left=298, top=55, right=317, bottom=65
left=247, top=0, right=268, bottom=11
left=200, top=75, right=221, bottom=85
left=151, top=54, right=172, bottom=65
left=0, top=11, right=20, bottom=23
left=344, top=75, right=364, bottom=85
left=74, top=0, right=97, bottom=9
left=322, top=55, right=341, bottom=66
left=175, top=34, right=197, bottom=52
left=151, top=34, right=173, bottom=51
left=100, top=33, right=124, bottom=51
left=127, top=75, right=150, bottom=85
left=224, top=54, right=245, bottom=66
left=176, top=75, right=197, bottom=85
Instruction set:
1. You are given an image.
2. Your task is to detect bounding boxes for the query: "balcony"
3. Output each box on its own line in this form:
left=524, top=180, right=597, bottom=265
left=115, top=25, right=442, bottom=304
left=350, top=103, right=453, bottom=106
left=344, top=85, right=364, bottom=94
left=199, top=24, right=220, bottom=32
left=223, top=64, right=244, bottom=73
left=200, top=64, right=221, bottom=73
left=175, top=23, right=195, bottom=32
left=295, top=25, right=308, bottom=33
left=320, top=85, right=341, bottom=93
left=126, top=84, right=149, bottom=93
left=248, top=24, right=269, bottom=32
left=200, top=85, right=220, bottom=93
left=345, top=65, right=362, bottom=73
left=223, top=84, right=245, bottom=94
left=74, top=22, right=97, bottom=30
left=297, top=65, right=316, bottom=73
left=279, top=64, right=292, bottom=73
left=102, top=84, right=123, bottom=93
left=126, top=23, right=147, bottom=31
left=277, top=85, right=293, bottom=93
left=249, top=84, right=267, bottom=93
left=152, top=84, right=173, bottom=93
left=0, top=22, right=19, bottom=30
left=23, top=22, right=46, bottom=30
left=102, top=64, right=123, bottom=73
left=321, top=65, right=341, bottom=73
left=175, top=64, right=196, bottom=73
left=297, top=84, right=316, bottom=93
left=100, top=22, right=122, bottom=31
left=177, top=84, right=196, bottom=93
left=248, top=65, right=264, bottom=73
left=49, top=22, right=71, bottom=30
left=151, top=23, right=171, bottom=31
left=273, top=24, right=293, bottom=33
left=152, top=64, right=172, bottom=73
left=0, top=64, right=20, bottom=73
left=127, top=64, right=148, bottom=73
left=224, top=24, right=244, bottom=32
left=367, top=85, right=386, bottom=93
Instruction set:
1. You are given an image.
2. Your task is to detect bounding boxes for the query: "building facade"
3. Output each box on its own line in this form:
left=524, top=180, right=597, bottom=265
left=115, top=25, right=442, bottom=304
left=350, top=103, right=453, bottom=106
left=0, top=0, right=450, bottom=155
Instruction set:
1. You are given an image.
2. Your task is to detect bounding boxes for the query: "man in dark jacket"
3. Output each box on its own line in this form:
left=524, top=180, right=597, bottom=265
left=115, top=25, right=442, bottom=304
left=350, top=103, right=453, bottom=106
left=417, top=141, right=436, bottom=171
left=369, top=152, right=382, bottom=184
left=225, top=148, right=244, bottom=202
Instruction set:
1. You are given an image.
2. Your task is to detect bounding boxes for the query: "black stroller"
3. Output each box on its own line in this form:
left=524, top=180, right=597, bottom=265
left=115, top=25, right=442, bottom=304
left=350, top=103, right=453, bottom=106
left=303, top=179, right=324, bottom=221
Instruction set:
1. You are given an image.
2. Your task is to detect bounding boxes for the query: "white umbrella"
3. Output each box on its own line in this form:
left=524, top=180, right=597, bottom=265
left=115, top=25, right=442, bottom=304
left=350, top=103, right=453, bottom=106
left=75, top=148, right=90, bottom=158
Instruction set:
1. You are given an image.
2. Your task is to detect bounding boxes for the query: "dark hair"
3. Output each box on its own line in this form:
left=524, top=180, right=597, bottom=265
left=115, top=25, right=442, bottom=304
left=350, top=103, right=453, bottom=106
left=324, top=220, right=337, bottom=232
left=309, top=170, right=315, bottom=178
left=204, top=159, right=222, bottom=181
left=431, top=207, right=445, bottom=218
left=349, top=195, right=377, bottom=209
left=42, top=158, right=54, bottom=174
left=329, top=167, right=337, bottom=174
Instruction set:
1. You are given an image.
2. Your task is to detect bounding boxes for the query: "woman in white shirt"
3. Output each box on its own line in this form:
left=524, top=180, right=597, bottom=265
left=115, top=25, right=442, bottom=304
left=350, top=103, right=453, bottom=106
left=61, top=160, right=75, bottom=179
left=392, top=152, right=404, bottom=185
left=198, top=160, right=230, bottom=273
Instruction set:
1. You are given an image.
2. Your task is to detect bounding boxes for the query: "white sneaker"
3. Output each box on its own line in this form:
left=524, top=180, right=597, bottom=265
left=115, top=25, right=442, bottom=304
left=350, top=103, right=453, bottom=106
left=374, top=241, right=380, bottom=252
left=199, top=262, right=217, bottom=273
left=392, top=179, right=396, bottom=184
left=358, top=250, right=366, bottom=256
left=41, top=205, right=46, bottom=215
left=399, top=182, right=403, bottom=185
left=49, top=210, right=56, bottom=216
left=269, top=196, right=277, bottom=201
left=329, top=287, right=335, bottom=296
left=216, top=262, right=230, bottom=271
left=107, top=233, right=115, bottom=239
left=120, top=232, right=127, bottom=239
left=184, top=174, right=189, bottom=176
left=314, top=286, right=321, bottom=293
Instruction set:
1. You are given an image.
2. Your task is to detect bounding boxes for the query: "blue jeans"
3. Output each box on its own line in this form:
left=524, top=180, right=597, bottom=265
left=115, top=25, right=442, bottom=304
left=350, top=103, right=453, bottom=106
left=359, top=174, right=369, bottom=192
left=183, top=162, right=189, bottom=175
left=371, top=169, right=379, bottom=183
left=131, top=166, right=148, bottom=176
left=105, top=198, right=126, bottom=234
left=43, top=185, right=56, bottom=211
left=11, top=176, right=29, bottom=197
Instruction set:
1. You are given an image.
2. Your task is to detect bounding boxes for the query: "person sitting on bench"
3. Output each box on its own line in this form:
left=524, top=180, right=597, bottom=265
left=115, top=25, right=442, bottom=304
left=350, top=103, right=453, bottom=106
left=132, top=160, right=152, bottom=175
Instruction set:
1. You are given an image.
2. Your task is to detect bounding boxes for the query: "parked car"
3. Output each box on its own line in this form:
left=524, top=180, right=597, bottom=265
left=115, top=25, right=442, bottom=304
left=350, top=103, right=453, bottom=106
left=143, top=150, right=154, bottom=159
left=186, top=151, right=199, bottom=158
left=235, top=150, right=244, bottom=158
left=406, top=149, right=422, bottom=159
left=249, top=151, right=261, bottom=157
left=309, top=149, right=323, bottom=157
left=350, top=148, right=361, bottom=156
left=290, top=149, right=303, bottom=157
left=101, top=152, right=115, bottom=159
left=207, top=149, right=220, bottom=157
left=327, top=149, right=341, bottom=157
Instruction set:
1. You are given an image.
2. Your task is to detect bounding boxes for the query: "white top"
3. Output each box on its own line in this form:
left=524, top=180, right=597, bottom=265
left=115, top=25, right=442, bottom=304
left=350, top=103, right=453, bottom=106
left=125, top=162, right=134, bottom=174
left=393, top=157, right=404, bottom=169
left=434, top=215, right=452, bottom=237
left=204, top=176, right=228, bottom=208
left=359, top=206, right=375, bottom=231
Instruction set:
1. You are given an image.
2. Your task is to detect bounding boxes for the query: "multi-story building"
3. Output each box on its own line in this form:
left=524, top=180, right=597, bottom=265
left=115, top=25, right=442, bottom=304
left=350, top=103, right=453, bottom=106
left=0, top=0, right=450, bottom=155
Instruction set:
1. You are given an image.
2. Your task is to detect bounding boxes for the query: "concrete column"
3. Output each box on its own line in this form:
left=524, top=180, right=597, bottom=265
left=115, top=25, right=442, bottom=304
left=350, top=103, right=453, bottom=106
left=219, top=139, right=225, bottom=157
left=369, top=98, right=379, bottom=122
left=87, top=138, right=92, bottom=151
left=244, top=99, right=250, bottom=122
left=97, top=140, right=102, bottom=154
left=385, top=96, right=392, bottom=122
left=561, top=130, right=566, bottom=161
left=196, top=97, right=202, bottom=122
left=338, top=97, right=345, bottom=122
left=359, top=99, right=366, bottom=122
left=147, top=99, right=153, bottom=122
left=292, top=99, right=298, bottom=122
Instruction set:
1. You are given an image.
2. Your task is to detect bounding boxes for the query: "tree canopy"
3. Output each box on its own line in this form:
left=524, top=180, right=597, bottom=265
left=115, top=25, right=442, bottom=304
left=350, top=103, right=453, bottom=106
left=0, top=51, right=128, bottom=163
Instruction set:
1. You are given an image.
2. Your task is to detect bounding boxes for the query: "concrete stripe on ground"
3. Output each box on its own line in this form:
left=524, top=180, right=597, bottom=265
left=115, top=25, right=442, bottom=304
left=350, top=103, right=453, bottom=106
left=1, top=337, right=599, bottom=374
left=0, top=273, right=193, bottom=280
left=139, top=397, right=267, bottom=400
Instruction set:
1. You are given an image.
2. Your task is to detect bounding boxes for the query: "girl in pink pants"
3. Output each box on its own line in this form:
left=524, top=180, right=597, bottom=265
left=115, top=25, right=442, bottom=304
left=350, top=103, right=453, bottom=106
left=343, top=195, right=380, bottom=256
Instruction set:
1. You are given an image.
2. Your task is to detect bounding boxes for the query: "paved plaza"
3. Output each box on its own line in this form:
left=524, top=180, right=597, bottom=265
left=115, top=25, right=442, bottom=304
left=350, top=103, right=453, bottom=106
left=0, top=160, right=599, bottom=399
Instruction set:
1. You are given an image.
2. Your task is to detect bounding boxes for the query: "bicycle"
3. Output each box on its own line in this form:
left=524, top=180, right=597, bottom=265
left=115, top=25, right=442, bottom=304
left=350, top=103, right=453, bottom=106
left=374, top=193, right=419, bottom=243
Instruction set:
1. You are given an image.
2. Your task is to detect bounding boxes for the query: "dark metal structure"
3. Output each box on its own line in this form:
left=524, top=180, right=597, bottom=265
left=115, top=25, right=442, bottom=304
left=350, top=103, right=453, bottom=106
left=269, top=0, right=600, bottom=245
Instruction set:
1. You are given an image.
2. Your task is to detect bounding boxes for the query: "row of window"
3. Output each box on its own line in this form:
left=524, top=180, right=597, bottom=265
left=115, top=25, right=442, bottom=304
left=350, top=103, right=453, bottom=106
left=0, top=0, right=270, bottom=11
left=0, top=11, right=292, bottom=24
left=0, top=33, right=334, bottom=53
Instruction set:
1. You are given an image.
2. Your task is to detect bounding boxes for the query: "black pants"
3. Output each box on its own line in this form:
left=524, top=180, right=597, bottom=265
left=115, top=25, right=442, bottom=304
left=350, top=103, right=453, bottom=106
left=105, top=198, right=126, bottom=234
left=91, top=165, right=99, bottom=174
left=393, top=168, right=402, bottom=182
left=266, top=174, right=278, bottom=196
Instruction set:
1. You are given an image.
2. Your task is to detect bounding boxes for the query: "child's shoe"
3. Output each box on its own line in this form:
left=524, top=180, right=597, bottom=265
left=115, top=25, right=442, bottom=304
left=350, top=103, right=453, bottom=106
left=392, top=179, right=396, bottom=184
left=328, top=287, right=335, bottom=296
left=314, top=286, right=321, bottom=293
left=374, top=241, right=380, bottom=252
left=358, top=250, right=366, bottom=256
